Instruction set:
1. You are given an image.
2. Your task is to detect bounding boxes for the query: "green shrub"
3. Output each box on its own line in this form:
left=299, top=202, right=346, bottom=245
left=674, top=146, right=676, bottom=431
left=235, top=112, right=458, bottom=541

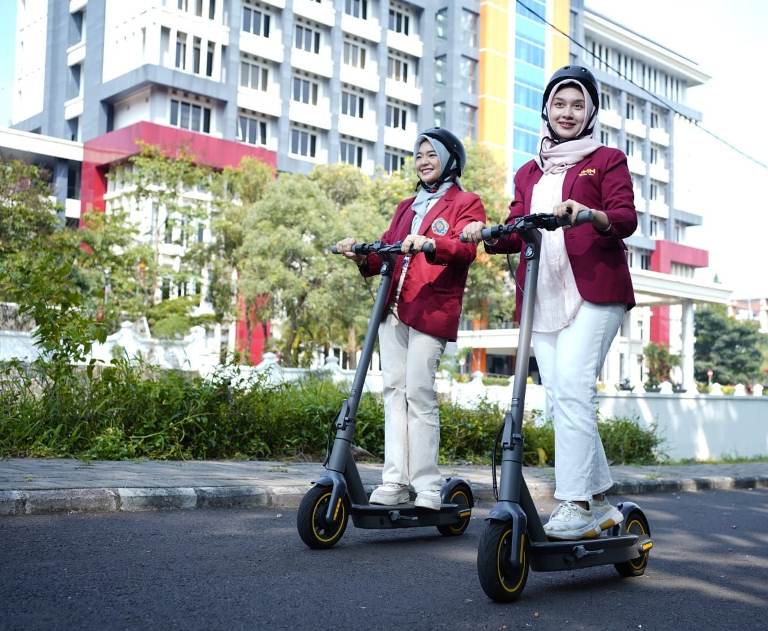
left=0, top=359, right=662, bottom=465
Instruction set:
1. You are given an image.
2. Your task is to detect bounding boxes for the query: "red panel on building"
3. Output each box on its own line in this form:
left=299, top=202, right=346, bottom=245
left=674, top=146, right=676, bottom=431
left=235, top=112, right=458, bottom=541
left=649, top=240, right=709, bottom=345
left=81, top=122, right=277, bottom=364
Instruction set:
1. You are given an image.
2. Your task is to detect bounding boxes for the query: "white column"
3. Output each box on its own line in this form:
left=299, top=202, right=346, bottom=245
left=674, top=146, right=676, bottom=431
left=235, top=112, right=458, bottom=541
left=680, top=299, right=697, bottom=391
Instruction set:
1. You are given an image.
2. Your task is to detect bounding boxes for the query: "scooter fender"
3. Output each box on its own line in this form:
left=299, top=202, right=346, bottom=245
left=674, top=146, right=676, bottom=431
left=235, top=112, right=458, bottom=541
left=612, top=500, right=651, bottom=536
left=314, top=471, right=348, bottom=523
left=487, top=500, right=528, bottom=567
left=441, top=477, right=475, bottom=507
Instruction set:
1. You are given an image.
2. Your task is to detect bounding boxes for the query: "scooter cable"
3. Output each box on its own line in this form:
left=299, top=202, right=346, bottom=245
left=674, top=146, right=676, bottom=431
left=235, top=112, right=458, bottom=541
left=491, top=422, right=504, bottom=501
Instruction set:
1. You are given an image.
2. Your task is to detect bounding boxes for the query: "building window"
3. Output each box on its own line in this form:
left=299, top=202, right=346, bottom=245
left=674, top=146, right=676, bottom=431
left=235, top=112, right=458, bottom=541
left=295, top=23, right=321, bottom=54
left=238, top=115, right=267, bottom=145
left=206, top=42, right=215, bottom=77
left=384, top=149, right=407, bottom=173
left=340, top=140, right=363, bottom=167
left=514, top=81, right=541, bottom=110
left=626, top=97, right=636, bottom=120
left=243, top=5, right=271, bottom=36
left=434, top=102, right=445, bottom=128
left=386, top=102, right=408, bottom=130
left=195, top=0, right=203, bottom=16
left=625, top=137, right=636, bottom=157
left=434, top=56, right=446, bottom=86
left=650, top=106, right=664, bottom=129
left=343, top=40, right=366, bottom=69
left=344, top=0, right=367, bottom=19
left=460, top=104, right=476, bottom=141
left=515, top=37, right=544, bottom=67
left=650, top=145, right=660, bottom=165
left=67, top=164, right=81, bottom=200
left=388, top=6, right=410, bottom=35
left=461, top=57, right=477, bottom=95
left=649, top=181, right=667, bottom=203
left=513, top=127, right=539, bottom=155
left=517, top=0, right=545, bottom=20
left=599, top=130, right=610, bottom=145
left=341, top=90, right=365, bottom=118
left=387, top=55, right=410, bottom=83
left=601, top=88, right=612, bottom=111
left=209, top=0, right=216, bottom=20
left=175, top=32, right=187, bottom=69
left=640, top=252, right=651, bottom=270
left=650, top=218, right=659, bottom=236
left=292, top=76, right=319, bottom=105
left=435, top=8, right=447, bottom=39
left=178, top=0, right=189, bottom=11
left=193, top=37, right=202, bottom=73
left=291, top=128, right=318, bottom=158
left=170, top=98, right=212, bottom=133
left=462, top=10, right=479, bottom=48
left=241, top=59, right=269, bottom=90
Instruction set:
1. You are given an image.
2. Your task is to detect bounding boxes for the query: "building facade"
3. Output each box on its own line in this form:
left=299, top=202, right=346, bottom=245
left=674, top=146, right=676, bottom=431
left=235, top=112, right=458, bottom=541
left=9, top=0, right=731, bottom=381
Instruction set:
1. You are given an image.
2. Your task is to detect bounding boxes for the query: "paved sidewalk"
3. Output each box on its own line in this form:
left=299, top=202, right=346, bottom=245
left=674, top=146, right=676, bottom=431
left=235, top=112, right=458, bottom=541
left=1, top=458, right=767, bottom=516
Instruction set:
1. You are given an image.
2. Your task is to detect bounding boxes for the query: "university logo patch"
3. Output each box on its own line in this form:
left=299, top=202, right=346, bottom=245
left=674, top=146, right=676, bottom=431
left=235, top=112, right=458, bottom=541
left=579, top=168, right=597, bottom=177
left=431, top=217, right=450, bottom=236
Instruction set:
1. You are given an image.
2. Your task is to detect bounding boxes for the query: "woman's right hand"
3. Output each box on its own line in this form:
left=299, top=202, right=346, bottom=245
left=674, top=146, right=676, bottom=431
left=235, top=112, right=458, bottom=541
left=461, top=221, right=487, bottom=244
left=336, top=237, right=365, bottom=263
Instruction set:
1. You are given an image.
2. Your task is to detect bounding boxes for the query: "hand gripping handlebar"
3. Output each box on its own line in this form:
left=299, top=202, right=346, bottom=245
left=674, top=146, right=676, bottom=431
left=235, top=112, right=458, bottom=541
left=330, top=240, right=435, bottom=255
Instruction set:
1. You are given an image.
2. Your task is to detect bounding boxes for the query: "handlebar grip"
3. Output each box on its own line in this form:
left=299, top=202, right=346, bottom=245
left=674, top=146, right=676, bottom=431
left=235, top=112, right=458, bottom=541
left=421, top=241, right=435, bottom=255
left=574, top=209, right=593, bottom=226
left=480, top=225, right=503, bottom=241
left=330, top=245, right=339, bottom=254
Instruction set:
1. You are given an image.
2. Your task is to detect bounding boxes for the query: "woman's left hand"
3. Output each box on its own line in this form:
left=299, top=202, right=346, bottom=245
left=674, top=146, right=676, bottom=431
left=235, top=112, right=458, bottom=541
left=401, top=234, right=436, bottom=253
left=553, top=199, right=590, bottom=225
left=554, top=199, right=611, bottom=231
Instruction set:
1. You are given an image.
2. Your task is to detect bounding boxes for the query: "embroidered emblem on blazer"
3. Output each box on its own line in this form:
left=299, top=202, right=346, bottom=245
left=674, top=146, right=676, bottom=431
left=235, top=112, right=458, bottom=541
left=579, top=168, right=597, bottom=176
left=431, top=217, right=449, bottom=236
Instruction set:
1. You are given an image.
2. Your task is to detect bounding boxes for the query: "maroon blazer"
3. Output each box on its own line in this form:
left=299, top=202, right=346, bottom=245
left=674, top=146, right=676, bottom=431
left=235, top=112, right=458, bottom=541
left=488, top=146, right=637, bottom=319
left=361, top=184, right=486, bottom=341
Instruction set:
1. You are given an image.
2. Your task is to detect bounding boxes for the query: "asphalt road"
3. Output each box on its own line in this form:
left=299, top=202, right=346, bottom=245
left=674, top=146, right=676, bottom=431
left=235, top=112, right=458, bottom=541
left=1, top=488, right=766, bottom=631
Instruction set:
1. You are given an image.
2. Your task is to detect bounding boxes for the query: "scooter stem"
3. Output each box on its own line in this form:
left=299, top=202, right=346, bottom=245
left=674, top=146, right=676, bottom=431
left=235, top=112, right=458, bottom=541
left=499, top=231, right=542, bottom=503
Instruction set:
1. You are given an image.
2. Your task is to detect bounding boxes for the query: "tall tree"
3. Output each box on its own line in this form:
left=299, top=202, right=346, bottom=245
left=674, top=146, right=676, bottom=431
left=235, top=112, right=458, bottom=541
left=237, top=173, right=353, bottom=366
left=694, top=304, right=765, bottom=385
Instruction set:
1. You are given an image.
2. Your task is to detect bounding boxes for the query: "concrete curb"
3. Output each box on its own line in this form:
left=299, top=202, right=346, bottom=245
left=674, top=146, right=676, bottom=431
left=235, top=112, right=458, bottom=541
left=1, top=475, right=766, bottom=516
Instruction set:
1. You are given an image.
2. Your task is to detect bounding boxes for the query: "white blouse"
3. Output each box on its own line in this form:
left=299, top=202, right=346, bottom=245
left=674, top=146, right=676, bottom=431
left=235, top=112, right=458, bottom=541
left=529, top=171, right=583, bottom=333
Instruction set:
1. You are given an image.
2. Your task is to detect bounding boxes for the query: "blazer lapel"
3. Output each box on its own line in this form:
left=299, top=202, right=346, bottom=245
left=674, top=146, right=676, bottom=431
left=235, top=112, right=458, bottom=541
left=562, top=154, right=593, bottom=200
left=419, top=186, right=459, bottom=236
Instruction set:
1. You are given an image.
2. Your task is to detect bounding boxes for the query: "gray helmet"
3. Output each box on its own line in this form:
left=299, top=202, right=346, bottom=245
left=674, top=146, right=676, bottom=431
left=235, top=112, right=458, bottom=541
left=541, top=65, right=600, bottom=139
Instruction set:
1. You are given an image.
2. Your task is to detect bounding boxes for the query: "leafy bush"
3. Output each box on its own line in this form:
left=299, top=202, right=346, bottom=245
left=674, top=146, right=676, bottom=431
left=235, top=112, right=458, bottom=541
left=0, top=359, right=662, bottom=465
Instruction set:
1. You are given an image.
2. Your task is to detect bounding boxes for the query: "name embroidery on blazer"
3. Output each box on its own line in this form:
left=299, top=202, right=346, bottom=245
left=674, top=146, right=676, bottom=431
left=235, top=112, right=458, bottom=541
left=578, top=168, right=596, bottom=177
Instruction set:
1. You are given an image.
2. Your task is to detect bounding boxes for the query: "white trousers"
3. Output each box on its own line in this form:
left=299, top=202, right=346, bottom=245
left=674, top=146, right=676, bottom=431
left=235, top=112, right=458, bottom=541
left=532, top=301, right=625, bottom=502
left=378, top=314, right=446, bottom=493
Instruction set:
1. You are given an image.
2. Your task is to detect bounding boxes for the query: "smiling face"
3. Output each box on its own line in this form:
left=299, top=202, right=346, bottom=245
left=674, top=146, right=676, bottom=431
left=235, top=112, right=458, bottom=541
left=549, top=85, right=587, bottom=140
left=414, top=140, right=441, bottom=185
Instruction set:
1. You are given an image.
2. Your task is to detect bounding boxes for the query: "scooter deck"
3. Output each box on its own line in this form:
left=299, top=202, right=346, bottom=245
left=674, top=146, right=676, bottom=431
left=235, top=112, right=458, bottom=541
left=528, top=533, right=652, bottom=572
left=350, top=502, right=471, bottom=529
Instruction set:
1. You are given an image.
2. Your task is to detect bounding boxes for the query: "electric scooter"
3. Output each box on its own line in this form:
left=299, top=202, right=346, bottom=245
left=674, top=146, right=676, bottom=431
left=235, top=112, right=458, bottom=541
left=473, top=211, right=653, bottom=602
left=296, top=240, right=474, bottom=549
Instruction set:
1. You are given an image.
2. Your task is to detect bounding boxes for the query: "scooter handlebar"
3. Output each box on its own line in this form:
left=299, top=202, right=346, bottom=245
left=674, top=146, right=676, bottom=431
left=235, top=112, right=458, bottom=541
left=477, top=209, right=594, bottom=241
left=330, top=240, right=435, bottom=255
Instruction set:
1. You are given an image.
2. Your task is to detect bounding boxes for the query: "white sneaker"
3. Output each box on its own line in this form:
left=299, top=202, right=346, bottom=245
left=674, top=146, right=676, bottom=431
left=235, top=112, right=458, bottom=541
left=369, top=483, right=410, bottom=505
left=590, top=498, right=624, bottom=530
left=543, top=501, right=601, bottom=540
left=414, top=490, right=442, bottom=511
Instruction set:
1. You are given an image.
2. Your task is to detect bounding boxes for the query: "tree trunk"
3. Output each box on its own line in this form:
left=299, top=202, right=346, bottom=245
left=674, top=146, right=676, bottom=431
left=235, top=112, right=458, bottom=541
left=346, top=325, right=357, bottom=369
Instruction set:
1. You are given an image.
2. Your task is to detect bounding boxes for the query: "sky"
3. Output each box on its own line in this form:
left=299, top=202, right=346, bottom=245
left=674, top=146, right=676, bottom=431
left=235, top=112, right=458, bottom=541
left=0, top=0, right=766, bottom=295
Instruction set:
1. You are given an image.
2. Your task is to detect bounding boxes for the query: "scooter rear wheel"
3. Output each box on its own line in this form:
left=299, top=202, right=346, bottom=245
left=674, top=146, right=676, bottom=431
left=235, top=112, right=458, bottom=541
left=437, top=483, right=472, bottom=537
left=614, top=510, right=651, bottom=577
left=477, top=521, right=529, bottom=602
left=296, top=485, right=350, bottom=549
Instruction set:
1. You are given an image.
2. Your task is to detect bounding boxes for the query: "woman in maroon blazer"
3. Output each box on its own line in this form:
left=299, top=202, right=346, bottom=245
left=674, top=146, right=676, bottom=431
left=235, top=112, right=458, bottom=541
left=463, top=66, right=637, bottom=540
left=336, top=128, right=486, bottom=511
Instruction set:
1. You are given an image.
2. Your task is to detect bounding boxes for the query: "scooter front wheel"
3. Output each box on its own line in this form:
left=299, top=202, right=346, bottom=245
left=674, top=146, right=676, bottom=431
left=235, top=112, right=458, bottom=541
left=296, top=485, right=350, bottom=549
left=477, top=520, right=529, bottom=602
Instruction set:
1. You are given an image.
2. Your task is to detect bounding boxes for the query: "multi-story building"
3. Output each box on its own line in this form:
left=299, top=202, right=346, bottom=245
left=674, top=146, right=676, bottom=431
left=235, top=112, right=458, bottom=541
left=459, top=1, right=731, bottom=390
left=8, top=0, right=731, bottom=379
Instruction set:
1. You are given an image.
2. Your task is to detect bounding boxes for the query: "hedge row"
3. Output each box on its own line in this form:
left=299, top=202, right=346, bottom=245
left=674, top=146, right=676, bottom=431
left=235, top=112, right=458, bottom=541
left=0, top=359, right=662, bottom=465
